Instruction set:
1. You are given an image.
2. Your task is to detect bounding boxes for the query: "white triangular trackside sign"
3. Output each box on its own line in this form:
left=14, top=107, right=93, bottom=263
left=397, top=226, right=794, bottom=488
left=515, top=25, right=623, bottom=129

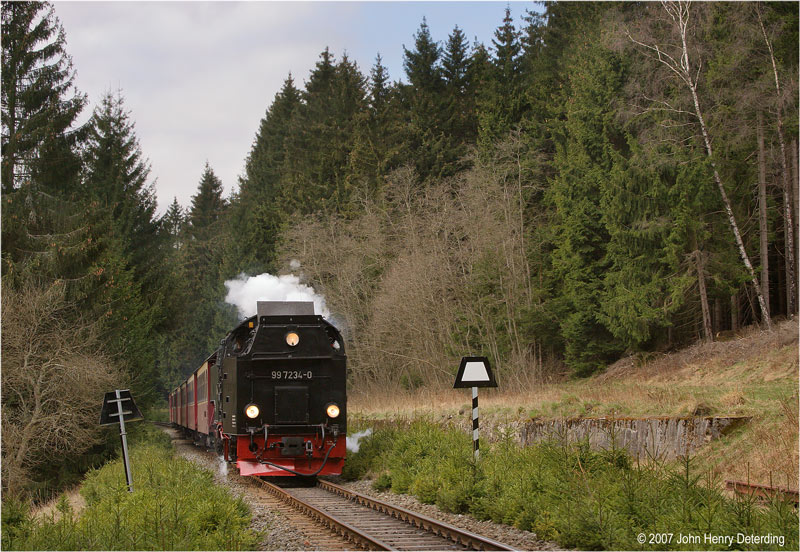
left=453, top=356, right=497, bottom=388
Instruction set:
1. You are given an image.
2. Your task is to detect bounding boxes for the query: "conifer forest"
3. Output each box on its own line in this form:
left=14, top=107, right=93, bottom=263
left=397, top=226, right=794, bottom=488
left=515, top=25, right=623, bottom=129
left=2, top=1, right=798, bottom=498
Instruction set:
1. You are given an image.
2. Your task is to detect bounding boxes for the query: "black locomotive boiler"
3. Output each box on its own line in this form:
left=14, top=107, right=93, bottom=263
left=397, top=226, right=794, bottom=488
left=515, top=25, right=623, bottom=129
left=170, top=301, right=347, bottom=476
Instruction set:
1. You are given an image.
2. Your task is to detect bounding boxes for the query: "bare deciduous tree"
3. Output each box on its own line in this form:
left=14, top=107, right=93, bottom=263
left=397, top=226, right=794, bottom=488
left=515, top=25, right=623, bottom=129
left=282, top=141, right=543, bottom=395
left=1, top=281, right=123, bottom=496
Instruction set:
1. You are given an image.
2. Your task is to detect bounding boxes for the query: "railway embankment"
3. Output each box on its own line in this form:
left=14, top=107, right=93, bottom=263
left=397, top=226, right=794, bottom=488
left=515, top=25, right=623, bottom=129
left=1, top=425, right=258, bottom=551
left=342, top=418, right=798, bottom=551
left=344, top=320, right=798, bottom=550
left=350, top=320, right=798, bottom=489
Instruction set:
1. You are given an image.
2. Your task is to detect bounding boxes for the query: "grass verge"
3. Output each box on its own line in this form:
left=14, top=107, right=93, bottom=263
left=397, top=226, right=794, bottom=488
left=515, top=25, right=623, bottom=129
left=343, top=420, right=799, bottom=551
left=349, top=321, right=798, bottom=488
left=2, top=425, right=257, bottom=551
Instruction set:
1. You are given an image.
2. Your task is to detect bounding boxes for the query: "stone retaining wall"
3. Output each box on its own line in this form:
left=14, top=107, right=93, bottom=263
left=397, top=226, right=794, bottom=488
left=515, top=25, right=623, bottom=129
left=518, top=416, right=750, bottom=459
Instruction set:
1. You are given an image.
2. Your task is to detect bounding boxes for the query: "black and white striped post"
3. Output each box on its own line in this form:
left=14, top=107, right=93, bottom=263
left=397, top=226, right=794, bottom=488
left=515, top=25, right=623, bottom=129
left=454, top=357, right=497, bottom=462
left=472, top=386, right=480, bottom=460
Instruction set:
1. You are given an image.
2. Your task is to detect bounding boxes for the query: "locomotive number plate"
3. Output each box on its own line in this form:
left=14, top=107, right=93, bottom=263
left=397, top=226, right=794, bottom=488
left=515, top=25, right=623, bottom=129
left=271, top=370, right=313, bottom=380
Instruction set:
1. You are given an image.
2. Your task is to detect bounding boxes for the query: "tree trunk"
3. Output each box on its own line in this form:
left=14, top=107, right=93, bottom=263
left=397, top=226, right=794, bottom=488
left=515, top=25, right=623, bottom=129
left=696, top=250, right=713, bottom=341
left=731, top=291, right=739, bottom=332
left=692, top=89, right=771, bottom=329
left=758, top=111, right=770, bottom=316
left=777, top=241, right=787, bottom=315
left=758, top=5, right=795, bottom=317
left=792, top=139, right=798, bottom=238
left=676, top=3, right=771, bottom=330
left=627, top=1, right=773, bottom=330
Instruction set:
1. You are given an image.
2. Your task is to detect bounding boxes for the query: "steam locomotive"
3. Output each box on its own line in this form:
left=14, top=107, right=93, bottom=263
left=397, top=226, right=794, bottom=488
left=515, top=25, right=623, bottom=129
left=169, top=301, right=347, bottom=476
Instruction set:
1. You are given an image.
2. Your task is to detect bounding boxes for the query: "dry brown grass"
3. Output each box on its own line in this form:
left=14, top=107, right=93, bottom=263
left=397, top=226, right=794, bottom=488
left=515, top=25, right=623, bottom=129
left=31, top=487, right=85, bottom=522
left=350, top=320, right=799, bottom=489
left=352, top=320, right=797, bottom=415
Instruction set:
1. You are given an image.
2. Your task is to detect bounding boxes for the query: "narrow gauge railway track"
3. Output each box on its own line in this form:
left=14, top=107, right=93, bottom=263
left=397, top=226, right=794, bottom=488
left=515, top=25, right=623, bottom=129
left=253, top=477, right=516, bottom=551
left=159, top=423, right=516, bottom=550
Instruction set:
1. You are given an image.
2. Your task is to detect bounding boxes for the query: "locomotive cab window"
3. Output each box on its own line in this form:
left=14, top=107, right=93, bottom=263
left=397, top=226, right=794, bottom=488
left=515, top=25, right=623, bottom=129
left=326, top=326, right=344, bottom=352
left=229, top=323, right=255, bottom=354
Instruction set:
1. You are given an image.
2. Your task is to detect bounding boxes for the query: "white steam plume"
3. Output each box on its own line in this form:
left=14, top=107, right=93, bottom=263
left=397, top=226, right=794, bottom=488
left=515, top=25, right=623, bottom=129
left=224, top=273, right=330, bottom=319
left=346, top=428, right=373, bottom=453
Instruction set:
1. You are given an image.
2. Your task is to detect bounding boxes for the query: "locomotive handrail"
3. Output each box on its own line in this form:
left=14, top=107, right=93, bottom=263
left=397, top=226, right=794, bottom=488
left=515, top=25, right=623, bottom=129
left=249, top=354, right=345, bottom=360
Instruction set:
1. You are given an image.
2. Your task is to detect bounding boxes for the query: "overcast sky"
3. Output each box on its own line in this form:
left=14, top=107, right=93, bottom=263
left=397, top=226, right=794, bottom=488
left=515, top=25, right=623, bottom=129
left=54, top=1, right=539, bottom=214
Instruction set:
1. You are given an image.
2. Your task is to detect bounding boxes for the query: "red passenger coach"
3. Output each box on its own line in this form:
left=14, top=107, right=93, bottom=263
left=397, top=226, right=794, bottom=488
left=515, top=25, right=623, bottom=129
left=170, top=353, right=220, bottom=449
left=180, top=382, right=187, bottom=427
left=194, top=356, right=215, bottom=437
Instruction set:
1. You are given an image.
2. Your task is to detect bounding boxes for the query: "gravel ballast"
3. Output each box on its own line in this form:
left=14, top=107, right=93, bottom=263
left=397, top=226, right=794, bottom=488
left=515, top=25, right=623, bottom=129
left=166, top=429, right=315, bottom=550
left=339, top=479, right=563, bottom=551
left=166, top=427, right=561, bottom=550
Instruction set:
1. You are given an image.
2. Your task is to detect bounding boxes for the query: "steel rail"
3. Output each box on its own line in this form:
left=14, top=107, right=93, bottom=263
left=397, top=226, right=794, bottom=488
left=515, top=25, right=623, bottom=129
left=255, top=478, right=396, bottom=550
left=725, top=479, right=799, bottom=504
left=317, top=479, right=516, bottom=551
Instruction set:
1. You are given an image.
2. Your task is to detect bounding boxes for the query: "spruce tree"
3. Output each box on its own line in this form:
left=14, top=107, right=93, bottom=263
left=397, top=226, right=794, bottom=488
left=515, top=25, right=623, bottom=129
left=234, top=74, right=301, bottom=274
left=350, top=54, right=406, bottom=194
left=163, top=197, right=184, bottom=249
left=83, top=92, right=159, bottom=273
left=370, top=53, right=391, bottom=114
left=477, top=7, right=524, bottom=152
left=440, top=25, right=475, bottom=171
left=282, top=49, right=367, bottom=212
left=1, top=0, right=86, bottom=194
left=187, top=162, right=226, bottom=243
left=547, top=36, right=627, bottom=375
left=403, top=18, right=442, bottom=93
left=402, top=18, right=451, bottom=180
left=82, top=91, right=171, bottom=401
left=241, top=73, right=301, bottom=202
left=180, top=163, right=234, bottom=369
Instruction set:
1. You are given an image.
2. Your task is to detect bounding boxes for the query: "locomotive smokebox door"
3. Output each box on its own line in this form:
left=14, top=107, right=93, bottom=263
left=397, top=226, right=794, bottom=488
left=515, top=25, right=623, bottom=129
left=275, top=386, right=310, bottom=423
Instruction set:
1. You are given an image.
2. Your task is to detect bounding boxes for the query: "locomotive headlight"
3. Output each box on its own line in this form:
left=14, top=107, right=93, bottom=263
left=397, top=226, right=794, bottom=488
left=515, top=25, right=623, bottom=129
left=245, top=403, right=260, bottom=419
left=326, top=403, right=340, bottom=418
left=285, top=332, right=300, bottom=347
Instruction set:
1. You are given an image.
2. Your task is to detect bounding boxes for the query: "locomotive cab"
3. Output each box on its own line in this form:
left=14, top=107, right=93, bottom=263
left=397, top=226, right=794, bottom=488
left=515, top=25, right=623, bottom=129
left=217, top=301, right=347, bottom=477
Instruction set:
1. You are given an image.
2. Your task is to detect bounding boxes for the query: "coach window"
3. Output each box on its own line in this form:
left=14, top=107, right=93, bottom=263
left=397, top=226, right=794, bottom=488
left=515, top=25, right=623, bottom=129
left=198, top=373, right=207, bottom=402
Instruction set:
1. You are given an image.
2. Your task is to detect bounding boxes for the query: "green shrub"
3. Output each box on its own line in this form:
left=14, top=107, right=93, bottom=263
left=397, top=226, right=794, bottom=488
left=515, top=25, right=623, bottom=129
left=1, top=496, right=33, bottom=550
left=372, top=473, right=392, bottom=491
left=6, top=440, right=257, bottom=550
left=343, top=420, right=800, bottom=551
left=341, top=426, right=398, bottom=480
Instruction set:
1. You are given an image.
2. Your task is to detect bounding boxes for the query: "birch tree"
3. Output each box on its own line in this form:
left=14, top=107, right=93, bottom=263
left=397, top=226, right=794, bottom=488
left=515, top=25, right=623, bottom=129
left=624, top=0, right=772, bottom=330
